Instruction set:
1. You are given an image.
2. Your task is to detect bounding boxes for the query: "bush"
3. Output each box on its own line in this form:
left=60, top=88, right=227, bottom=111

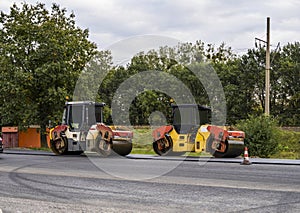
left=236, top=115, right=279, bottom=158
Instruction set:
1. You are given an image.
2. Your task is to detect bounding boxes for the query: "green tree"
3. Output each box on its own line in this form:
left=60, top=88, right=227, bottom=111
left=98, top=41, right=240, bottom=125
left=276, top=42, right=300, bottom=125
left=96, top=40, right=300, bottom=126
left=74, top=50, right=113, bottom=102
left=0, top=3, right=97, bottom=137
left=212, top=58, right=244, bottom=124
left=233, top=43, right=300, bottom=126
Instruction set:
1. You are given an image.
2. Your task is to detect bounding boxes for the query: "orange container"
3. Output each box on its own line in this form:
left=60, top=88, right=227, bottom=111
left=19, top=127, right=41, bottom=148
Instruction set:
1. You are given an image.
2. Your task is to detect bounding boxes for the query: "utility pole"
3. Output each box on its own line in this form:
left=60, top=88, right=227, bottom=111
left=265, top=17, right=270, bottom=116
left=255, top=17, right=271, bottom=115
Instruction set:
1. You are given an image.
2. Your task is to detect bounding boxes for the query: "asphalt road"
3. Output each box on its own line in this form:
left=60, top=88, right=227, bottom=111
left=0, top=151, right=299, bottom=213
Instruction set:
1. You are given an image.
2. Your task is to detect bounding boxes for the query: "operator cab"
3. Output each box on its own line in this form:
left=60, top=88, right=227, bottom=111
left=171, top=104, right=210, bottom=134
left=62, top=101, right=105, bottom=131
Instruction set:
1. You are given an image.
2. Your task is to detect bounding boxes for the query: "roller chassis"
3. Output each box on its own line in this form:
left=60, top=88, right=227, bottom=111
left=152, top=104, right=245, bottom=158
left=49, top=101, right=133, bottom=156
left=153, top=124, right=244, bottom=158
left=50, top=123, right=133, bottom=156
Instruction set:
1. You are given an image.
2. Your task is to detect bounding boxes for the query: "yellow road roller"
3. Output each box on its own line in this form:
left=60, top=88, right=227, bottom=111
left=152, top=104, right=245, bottom=158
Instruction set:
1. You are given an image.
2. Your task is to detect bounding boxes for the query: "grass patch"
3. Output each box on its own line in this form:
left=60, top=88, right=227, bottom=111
left=10, top=147, right=52, bottom=152
left=130, top=148, right=156, bottom=155
left=131, top=127, right=155, bottom=155
left=271, top=129, right=300, bottom=159
left=183, top=152, right=212, bottom=157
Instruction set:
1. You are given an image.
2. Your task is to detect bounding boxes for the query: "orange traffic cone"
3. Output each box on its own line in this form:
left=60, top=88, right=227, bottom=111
left=241, top=147, right=251, bottom=165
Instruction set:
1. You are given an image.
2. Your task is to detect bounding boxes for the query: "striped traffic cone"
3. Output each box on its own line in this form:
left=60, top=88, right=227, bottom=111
left=241, top=147, right=251, bottom=165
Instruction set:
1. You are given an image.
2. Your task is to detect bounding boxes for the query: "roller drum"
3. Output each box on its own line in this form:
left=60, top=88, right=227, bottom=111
left=112, top=140, right=133, bottom=156
left=212, top=140, right=244, bottom=158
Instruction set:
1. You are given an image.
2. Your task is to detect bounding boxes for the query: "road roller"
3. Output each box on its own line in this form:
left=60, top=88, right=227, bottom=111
left=152, top=104, right=245, bottom=158
left=49, top=101, right=133, bottom=156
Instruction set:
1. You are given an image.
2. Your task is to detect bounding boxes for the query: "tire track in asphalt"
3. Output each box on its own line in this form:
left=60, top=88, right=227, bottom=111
left=1, top=153, right=300, bottom=212
left=1, top=162, right=300, bottom=193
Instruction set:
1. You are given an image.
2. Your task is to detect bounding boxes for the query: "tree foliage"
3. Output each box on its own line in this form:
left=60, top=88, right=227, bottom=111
left=275, top=42, right=300, bottom=125
left=0, top=3, right=97, bottom=129
left=98, top=41, right=235, bottom=125
left=0, top=2, right=299, bottom=131
left=96, top=40, right=300, bottom=126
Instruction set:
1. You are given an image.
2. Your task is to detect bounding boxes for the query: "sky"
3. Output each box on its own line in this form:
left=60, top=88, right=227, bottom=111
left=1, top=0, right=300, bottom=54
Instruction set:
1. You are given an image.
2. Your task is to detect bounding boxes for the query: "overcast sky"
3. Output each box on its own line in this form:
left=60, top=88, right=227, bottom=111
left=1, top=0, right=300, bottom=54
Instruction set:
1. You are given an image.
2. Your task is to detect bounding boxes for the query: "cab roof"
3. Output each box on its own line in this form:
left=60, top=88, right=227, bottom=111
left=65, top=101, right=106, bottom=107
left=171, top=103, right=211, bottom=111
